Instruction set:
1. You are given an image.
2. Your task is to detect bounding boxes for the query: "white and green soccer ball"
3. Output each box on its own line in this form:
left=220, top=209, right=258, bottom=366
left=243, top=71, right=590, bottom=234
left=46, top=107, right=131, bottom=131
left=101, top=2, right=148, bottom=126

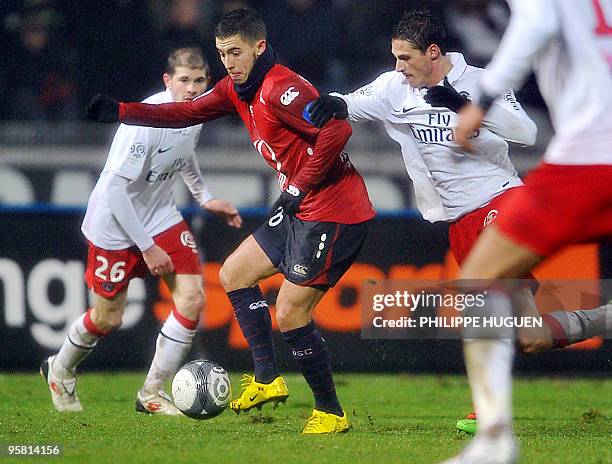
left=172, top=359, right=231, bottom=420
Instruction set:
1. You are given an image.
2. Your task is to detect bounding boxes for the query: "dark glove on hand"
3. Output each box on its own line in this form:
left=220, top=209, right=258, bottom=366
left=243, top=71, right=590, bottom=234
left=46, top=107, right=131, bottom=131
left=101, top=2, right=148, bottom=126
left=424, top=77, right=470, bottom=113
left=271, top=184, right=307, bottom=216
left=308, top=94, right=348, bottom=128
left=86, top=94, right=120, bottom=123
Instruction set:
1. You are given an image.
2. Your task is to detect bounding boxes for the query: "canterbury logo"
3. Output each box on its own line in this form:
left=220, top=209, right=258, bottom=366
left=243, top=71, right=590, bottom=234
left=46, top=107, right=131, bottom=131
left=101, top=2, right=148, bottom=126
left=280, top=87, right=300, bottom=105
left=249, top=300, right=269, bottom=310
left=483, top=209, right=499, bottom=227
left=292, top=264, right=308, bottom=276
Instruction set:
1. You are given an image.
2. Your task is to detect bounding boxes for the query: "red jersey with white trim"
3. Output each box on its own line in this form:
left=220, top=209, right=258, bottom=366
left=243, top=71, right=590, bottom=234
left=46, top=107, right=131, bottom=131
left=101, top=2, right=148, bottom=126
left=121, top=64, right=375, bottom=224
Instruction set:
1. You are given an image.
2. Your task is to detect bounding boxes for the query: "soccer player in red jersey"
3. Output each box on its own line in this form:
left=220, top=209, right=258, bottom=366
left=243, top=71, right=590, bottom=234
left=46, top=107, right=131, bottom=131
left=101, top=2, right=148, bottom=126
left=87, top=8, right=375, bottom=434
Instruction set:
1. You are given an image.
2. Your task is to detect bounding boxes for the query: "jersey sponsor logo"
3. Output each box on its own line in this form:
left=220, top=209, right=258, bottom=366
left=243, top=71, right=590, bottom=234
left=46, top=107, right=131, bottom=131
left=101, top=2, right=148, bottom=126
left=157, top=146, right=174, bottom=153
left=145, top=157, right=187, bottom=183
left=180, top=231, right=197, bottom=250
left=483, top=209, right=499, bottom=227
left=280, top=86, right=300, bottom=105
left=249, top=300, right=269, bottom=310
left=292, top=264, right=309, bottom=276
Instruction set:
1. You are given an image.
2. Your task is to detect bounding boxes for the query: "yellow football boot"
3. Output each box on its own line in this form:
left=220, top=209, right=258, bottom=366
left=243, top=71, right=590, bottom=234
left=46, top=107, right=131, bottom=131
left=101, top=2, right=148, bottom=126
left=302, top=409, right=351, bottom=434
left=230, top=374, right=289, bottom=413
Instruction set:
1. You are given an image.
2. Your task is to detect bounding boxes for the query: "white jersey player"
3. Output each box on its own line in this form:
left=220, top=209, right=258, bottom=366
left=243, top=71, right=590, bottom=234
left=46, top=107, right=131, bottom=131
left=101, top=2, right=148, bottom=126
left=307, top=9, right=611, bottom=445
left=448, top=1, right=612, bottom=463
left=41, top=48, right=242, bottom=416
left=332, top=51, right=534, bottom=223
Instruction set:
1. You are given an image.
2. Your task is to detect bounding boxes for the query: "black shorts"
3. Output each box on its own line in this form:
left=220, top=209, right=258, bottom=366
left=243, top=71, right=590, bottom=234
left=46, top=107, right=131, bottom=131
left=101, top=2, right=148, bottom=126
left=253, top=209, right=371, bottom=289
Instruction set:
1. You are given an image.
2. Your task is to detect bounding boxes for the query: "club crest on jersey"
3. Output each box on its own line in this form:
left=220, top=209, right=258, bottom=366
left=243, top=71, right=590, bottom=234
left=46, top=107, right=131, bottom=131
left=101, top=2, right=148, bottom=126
left=180, top=231, right=197, bottom=250
left=483, top=209, right=499, bottom=227
left=280, top=86, right=300, bottom=105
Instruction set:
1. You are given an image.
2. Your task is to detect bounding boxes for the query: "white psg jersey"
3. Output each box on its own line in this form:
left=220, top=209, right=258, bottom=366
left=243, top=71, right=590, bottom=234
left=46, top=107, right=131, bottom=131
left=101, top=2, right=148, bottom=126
left=480, top=0, right=612, bottom=165
left=82, top=90, right=204, bottom=250
left=336, top=53, right=536, bottom=221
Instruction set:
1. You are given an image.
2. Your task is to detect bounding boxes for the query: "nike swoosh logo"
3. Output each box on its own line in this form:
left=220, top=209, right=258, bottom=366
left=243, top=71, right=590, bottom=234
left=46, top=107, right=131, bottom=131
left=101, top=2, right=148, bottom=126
left=249, top=394, right=259, bottom=402
left=502, top=181, right=510, bottom=187
left=402, top=106, right=418, bottom=113
left=158, top=146, right=174, bottom=153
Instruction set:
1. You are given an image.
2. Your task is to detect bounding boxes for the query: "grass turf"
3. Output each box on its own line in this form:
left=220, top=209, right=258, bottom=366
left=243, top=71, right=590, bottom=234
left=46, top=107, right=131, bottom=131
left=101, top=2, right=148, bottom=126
left=0, top=372, right=610, bottom=463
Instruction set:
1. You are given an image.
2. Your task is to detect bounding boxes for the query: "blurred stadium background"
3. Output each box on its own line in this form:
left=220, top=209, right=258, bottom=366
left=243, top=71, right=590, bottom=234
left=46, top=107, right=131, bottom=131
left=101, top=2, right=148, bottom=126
left=1, top=0, right=610, bottom=374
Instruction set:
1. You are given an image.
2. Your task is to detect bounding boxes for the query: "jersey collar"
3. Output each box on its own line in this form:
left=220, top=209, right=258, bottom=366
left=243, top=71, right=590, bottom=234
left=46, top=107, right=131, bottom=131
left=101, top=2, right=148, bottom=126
left=443, top=52, right=468, bottom=86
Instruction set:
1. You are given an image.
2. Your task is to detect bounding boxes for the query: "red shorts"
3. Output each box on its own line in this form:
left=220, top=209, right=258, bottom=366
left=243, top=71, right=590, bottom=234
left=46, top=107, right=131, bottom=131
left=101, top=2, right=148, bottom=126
left=494, top=163, right=612, bottom=256
left=449, top=188, right=537, bottom=284
left=84, top=220, right=201, bottom=298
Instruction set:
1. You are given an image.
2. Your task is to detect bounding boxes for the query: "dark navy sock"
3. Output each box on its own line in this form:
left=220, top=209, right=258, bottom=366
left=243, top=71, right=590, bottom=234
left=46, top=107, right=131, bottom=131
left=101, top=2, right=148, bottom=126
left=282, top=321, right=343, bottom=416
left=227, top=287, right=279, bottom=383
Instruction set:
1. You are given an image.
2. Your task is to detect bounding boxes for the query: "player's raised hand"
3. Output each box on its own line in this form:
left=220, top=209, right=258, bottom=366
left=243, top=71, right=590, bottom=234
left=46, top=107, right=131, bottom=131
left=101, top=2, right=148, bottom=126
left=203, top=199, right=243, bottom=228
left=142, top=244, right=174, bottom=276
left=307, top=94, right=348, bottom=128
left=86, top=94, right=120, bottom=123
left=424, top=77, right=470, bottom=113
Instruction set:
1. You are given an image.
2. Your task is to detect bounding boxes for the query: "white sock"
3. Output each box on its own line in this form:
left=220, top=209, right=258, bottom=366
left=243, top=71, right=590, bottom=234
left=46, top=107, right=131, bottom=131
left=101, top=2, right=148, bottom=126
left=142, top=311, right=196, bottom=394
left=54, top=312, right=101, bottom=378
left=464, top=339, right=514, bottom=433
left=463, top=290, right=514, bottom=435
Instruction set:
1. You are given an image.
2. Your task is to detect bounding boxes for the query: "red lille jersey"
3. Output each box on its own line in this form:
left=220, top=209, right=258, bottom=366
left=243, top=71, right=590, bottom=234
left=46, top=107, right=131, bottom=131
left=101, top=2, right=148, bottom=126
left=121, top=64, right=375, bottom=224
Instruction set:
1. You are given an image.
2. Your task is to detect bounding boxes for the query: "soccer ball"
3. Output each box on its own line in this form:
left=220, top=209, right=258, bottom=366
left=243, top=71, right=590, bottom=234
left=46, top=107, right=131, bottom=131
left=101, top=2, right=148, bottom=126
left=171, top=359, right=231, bottom=420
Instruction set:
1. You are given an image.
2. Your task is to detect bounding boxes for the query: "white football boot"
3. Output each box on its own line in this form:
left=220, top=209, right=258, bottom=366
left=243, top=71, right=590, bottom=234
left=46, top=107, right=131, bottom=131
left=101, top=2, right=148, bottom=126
left=40, top=355, right=83, bottom=412
left=441, top=432, right=518, bottom=464
left=135, top=389, right=182, bottom=416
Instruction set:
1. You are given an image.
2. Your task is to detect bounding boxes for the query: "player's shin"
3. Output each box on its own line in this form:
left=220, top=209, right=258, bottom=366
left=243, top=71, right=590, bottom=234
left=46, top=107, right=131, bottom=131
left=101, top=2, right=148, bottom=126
left=142, top=309, right=196, bottom=394
left=462, top=290, right=515, bottom=435
left=54, top=309, right=108, bottom=378
left=227, top=287, right=280, bottom=383
left=282, top=320, right=343, bottom=416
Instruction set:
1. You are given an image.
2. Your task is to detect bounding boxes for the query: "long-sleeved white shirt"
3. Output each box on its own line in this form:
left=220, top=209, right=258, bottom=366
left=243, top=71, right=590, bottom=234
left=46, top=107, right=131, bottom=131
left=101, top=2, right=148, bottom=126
left=480, top=0, right=612, bottom=165
left=335, top=52, right=537, bottom=222
left=82, top=89, right=213, bottom=251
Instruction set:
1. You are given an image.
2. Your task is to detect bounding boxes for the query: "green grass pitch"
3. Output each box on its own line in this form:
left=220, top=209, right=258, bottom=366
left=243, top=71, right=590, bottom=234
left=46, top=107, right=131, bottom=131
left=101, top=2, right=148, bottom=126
left=1, top=372, right=610, bottom=463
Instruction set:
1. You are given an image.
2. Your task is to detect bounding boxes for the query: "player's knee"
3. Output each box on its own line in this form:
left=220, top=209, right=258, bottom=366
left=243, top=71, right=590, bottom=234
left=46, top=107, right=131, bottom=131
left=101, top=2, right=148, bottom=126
left=94, top=310, right=123, bottom=332
left=275, top=298, right=308, bottom=332
left=219, top=259, right=240, bottom=291
left=175, top=288, right=205, bottom=321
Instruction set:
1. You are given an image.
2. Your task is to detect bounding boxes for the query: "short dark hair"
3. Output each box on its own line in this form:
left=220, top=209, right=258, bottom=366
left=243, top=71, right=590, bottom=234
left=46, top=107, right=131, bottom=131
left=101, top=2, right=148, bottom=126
left=214, top=8, right=266, bottom=42
left=165, top=47, right=210, bottom=76
left=392, top=11, right=448, bottom=54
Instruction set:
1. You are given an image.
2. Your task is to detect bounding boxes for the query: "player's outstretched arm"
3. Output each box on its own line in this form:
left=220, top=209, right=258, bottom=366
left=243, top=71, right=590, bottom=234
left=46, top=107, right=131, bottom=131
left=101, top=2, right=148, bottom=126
left=87, top=94, right=120, bottom=123
left=86, top=79, right=237, bottom=128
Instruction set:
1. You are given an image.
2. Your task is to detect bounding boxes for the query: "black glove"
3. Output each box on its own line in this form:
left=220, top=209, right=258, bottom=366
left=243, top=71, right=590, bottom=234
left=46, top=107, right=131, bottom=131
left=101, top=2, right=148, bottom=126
left=271, top=184, right=307, bottom=216
left=86, top=94, right=120, bottom=123
left=424, top=77, right=470, bottom=113
left=307, top=94, right=348, bottom=128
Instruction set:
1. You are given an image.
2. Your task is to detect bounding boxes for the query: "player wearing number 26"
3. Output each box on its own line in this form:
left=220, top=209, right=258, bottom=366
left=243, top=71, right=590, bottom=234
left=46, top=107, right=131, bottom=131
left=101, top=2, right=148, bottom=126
left=41, top=48, right=242, bottom=415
